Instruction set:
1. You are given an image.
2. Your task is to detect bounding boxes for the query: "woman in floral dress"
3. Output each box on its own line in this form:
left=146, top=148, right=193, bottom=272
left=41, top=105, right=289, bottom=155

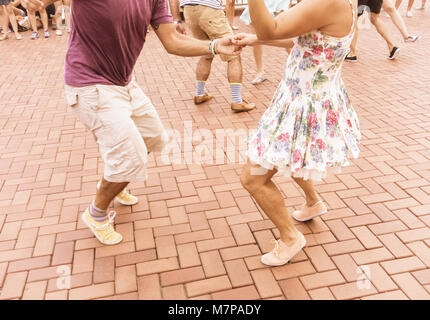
left=236, top=0, right=361, bottom=266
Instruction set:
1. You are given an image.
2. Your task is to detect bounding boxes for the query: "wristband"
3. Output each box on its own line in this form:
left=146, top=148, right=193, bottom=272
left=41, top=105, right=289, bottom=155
left=209, top=39, right=218, bottom=55
left=174, top=20, right=183, bottom=24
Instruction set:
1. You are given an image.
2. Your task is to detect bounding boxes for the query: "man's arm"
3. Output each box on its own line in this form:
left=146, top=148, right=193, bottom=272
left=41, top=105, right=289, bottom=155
left=22, top=0, right=56, bottom=11
left=153, top=22, right=241, bottom=57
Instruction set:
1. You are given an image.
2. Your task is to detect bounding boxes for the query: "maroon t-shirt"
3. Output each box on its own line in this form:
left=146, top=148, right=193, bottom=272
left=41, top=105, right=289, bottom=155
left=65, top=0, right=173, bottom=87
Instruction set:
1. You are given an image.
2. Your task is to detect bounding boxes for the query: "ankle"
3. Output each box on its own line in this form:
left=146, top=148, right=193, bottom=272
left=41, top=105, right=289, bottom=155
left=280, top=230, right=300, bottom=246
left=305, top=197, right=320, bottom=207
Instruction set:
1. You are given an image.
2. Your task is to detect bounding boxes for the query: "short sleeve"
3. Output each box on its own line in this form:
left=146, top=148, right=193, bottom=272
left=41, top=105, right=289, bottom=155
left=151, top=0, right=174, bottom=25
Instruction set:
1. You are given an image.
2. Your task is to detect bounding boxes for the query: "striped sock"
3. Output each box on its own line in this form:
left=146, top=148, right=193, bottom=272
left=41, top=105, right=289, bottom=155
left=230, top=83, right=242, bottom=104
left=89, top=201, right=108, bottom=222
left=196, top=81, right=206, bottom=97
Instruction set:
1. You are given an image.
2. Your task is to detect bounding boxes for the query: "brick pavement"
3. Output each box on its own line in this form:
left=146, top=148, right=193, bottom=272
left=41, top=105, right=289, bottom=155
left=0, top=9, right=429, bottom=300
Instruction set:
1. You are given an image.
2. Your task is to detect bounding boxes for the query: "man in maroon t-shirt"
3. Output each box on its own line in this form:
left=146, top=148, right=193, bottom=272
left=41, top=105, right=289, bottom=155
left=23, top=0, right=241, bottom=245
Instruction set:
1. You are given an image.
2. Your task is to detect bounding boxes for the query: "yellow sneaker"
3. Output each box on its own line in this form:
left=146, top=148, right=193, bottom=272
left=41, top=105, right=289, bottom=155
left=81, top=208, right=123, bottom=245
left=115, top=188, right=138, bottom=206
left=97, top=180, right=138, bottom=206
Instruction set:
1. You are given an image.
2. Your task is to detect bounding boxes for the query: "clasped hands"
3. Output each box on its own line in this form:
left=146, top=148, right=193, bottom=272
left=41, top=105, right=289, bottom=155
left=212, top=33, right=258, bottom=56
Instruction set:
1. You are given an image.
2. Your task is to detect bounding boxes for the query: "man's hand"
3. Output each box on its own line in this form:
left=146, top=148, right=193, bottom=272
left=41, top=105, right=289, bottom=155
left=232, top=33, right=258, bottom=47
left=22, top=0, right=51, bottom=11
left=215, top=36, right=243, bottom=56
left=175, top=22, right=187, bottom=35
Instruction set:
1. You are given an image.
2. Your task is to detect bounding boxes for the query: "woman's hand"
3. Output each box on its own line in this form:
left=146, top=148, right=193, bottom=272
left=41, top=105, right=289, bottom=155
left=232, top=33, right=258, bottom=47
left=215, top=36, right=243, bottom=56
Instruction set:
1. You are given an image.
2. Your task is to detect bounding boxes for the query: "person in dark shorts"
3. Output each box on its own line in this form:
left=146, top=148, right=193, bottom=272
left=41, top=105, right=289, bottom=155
left=346, top=0, right=400, bottom=61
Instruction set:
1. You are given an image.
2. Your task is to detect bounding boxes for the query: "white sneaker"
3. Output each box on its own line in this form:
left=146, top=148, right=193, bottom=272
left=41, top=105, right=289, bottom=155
left=56, top=29, right=63, bottom=36
left=407, top=10, right=413, bottom=17
left=416, top=5, right=426, bottom=10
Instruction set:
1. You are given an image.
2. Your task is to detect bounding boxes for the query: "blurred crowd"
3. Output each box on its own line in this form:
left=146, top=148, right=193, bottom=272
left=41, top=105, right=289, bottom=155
left=0, top=0, right=70, bottom=40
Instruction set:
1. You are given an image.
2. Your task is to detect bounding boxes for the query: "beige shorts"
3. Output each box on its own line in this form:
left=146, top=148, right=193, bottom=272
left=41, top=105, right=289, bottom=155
left=183, top=5, right=236, bottom=62
left=64, top=79, right=168, bottom=183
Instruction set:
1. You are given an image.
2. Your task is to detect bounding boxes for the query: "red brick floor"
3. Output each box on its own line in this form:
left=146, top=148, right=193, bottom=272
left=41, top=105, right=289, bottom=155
left=0, top=10, right=430, bottom=300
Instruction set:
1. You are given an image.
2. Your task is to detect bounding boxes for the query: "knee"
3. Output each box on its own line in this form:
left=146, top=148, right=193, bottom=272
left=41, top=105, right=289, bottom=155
left=385, top=6, right=394, bottom=14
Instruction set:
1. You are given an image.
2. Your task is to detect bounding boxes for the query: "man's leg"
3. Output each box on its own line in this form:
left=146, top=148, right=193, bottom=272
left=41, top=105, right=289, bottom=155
left=183, top=6, right=214, bottom=105
left=194, top=56, right=214, bottom=104
left=95, top=179, right=129, bottom=210
left=370, top=13, right=396, bottom=53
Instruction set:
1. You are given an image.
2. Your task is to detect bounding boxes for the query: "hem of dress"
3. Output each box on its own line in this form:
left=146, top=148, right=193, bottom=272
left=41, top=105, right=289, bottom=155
left=247, top=152, right=357, bottom=181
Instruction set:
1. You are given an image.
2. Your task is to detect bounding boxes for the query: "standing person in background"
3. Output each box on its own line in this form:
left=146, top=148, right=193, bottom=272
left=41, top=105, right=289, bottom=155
left=383, top=0, right=420, bottom=42
left=415, top=0, right=426, bottom=9
left=27, top=0, right=49, bottom=39
left=53, top=0, right=70, bottom=36
left=346, top=0, right=400, bottom=62
left=226, top=0, right=238, bottom=30
left=0, top=0, right=23, bottom=40
left=174, top=0, right=256, bottom=112
left=240, top=0, right=290, bottom=85
left=395, top=0, right=415, bottom=16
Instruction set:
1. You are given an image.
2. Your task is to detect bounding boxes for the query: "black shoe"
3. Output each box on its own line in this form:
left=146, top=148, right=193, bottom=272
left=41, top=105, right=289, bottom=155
left=345, top=54, right=358, bottom=63
left=388, top=47, right=400, bottom=60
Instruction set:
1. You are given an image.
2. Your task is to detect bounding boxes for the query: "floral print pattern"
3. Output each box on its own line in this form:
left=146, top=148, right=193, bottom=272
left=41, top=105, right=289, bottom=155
left=248, top=0, right=361, bottom=181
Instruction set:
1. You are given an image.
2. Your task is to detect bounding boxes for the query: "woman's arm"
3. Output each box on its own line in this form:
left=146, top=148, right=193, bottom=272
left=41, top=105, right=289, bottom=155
left=234, top=33, right=295, bottom=49
left=248, top=0, right=340, bottom=40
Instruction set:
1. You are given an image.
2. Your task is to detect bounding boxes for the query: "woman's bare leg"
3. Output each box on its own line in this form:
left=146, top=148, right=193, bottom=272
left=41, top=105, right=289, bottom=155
left=250, top=24, right=265, bottom=83
left=292, top=177, right=320, bottom=207
left=28, top=9, right=38, bottom=32
left=39, top=8, right=48, bottom=31
left=5, top=4, right=19, bottom=35
left=240, top=160, right=300, bottom=245
left=383, top=0, right=410, bottom=39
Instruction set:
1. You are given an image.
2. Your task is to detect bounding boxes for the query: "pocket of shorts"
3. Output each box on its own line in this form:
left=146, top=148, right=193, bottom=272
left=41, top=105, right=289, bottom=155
left=66, top=86, right=102, bottom=132
left=64, top=88, right=78, bottom=107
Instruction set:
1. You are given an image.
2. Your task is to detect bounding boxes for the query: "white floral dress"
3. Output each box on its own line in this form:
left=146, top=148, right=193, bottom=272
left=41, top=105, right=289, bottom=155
left=247, top=0, right=361, bottom=181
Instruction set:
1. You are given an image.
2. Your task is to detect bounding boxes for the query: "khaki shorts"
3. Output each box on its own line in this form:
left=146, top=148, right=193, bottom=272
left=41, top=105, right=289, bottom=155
left=64, top=79, right=168, bottom=183
left=183, top=5, right=236, bottom=62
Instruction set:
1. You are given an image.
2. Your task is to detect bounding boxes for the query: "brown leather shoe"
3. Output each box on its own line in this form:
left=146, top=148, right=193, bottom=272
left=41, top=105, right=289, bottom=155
left=231, top=100, right=256, bottom=113
left=194, top=93, right=213, bottom=105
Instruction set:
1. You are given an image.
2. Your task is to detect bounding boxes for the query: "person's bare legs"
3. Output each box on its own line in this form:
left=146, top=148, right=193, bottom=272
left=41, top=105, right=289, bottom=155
left=95, top=178, right=129, bottom=210
left=249, top=23, right=265, bottom=83
left=227, top=56, right=242, bottom=84
left=63, top=0, right=71, bottom=32
left=240, top=160, right=300, bottom=245
left=4, top=4, right=20, bottom=37
left=370, top=13, right=395, bottom=53
left=349, top=23, right=358, bottom=56
left=39, top=8, right=48, bottom=32
left=384, top=0, right=411, bottom=39
left=225, top=0, right=235, bottom=29
left=407, top=0, right=415, bottom=11
left=196, top=56, right=212, bottom=82
left=54, top=0, right=62, bottom=34
left=0, top=6, right=8, bottom=33
left=292, top=177, right=321, bottom=207
left=396, top=0, right=415, bottom=12
left=253, top=45, right=264, bottom=74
